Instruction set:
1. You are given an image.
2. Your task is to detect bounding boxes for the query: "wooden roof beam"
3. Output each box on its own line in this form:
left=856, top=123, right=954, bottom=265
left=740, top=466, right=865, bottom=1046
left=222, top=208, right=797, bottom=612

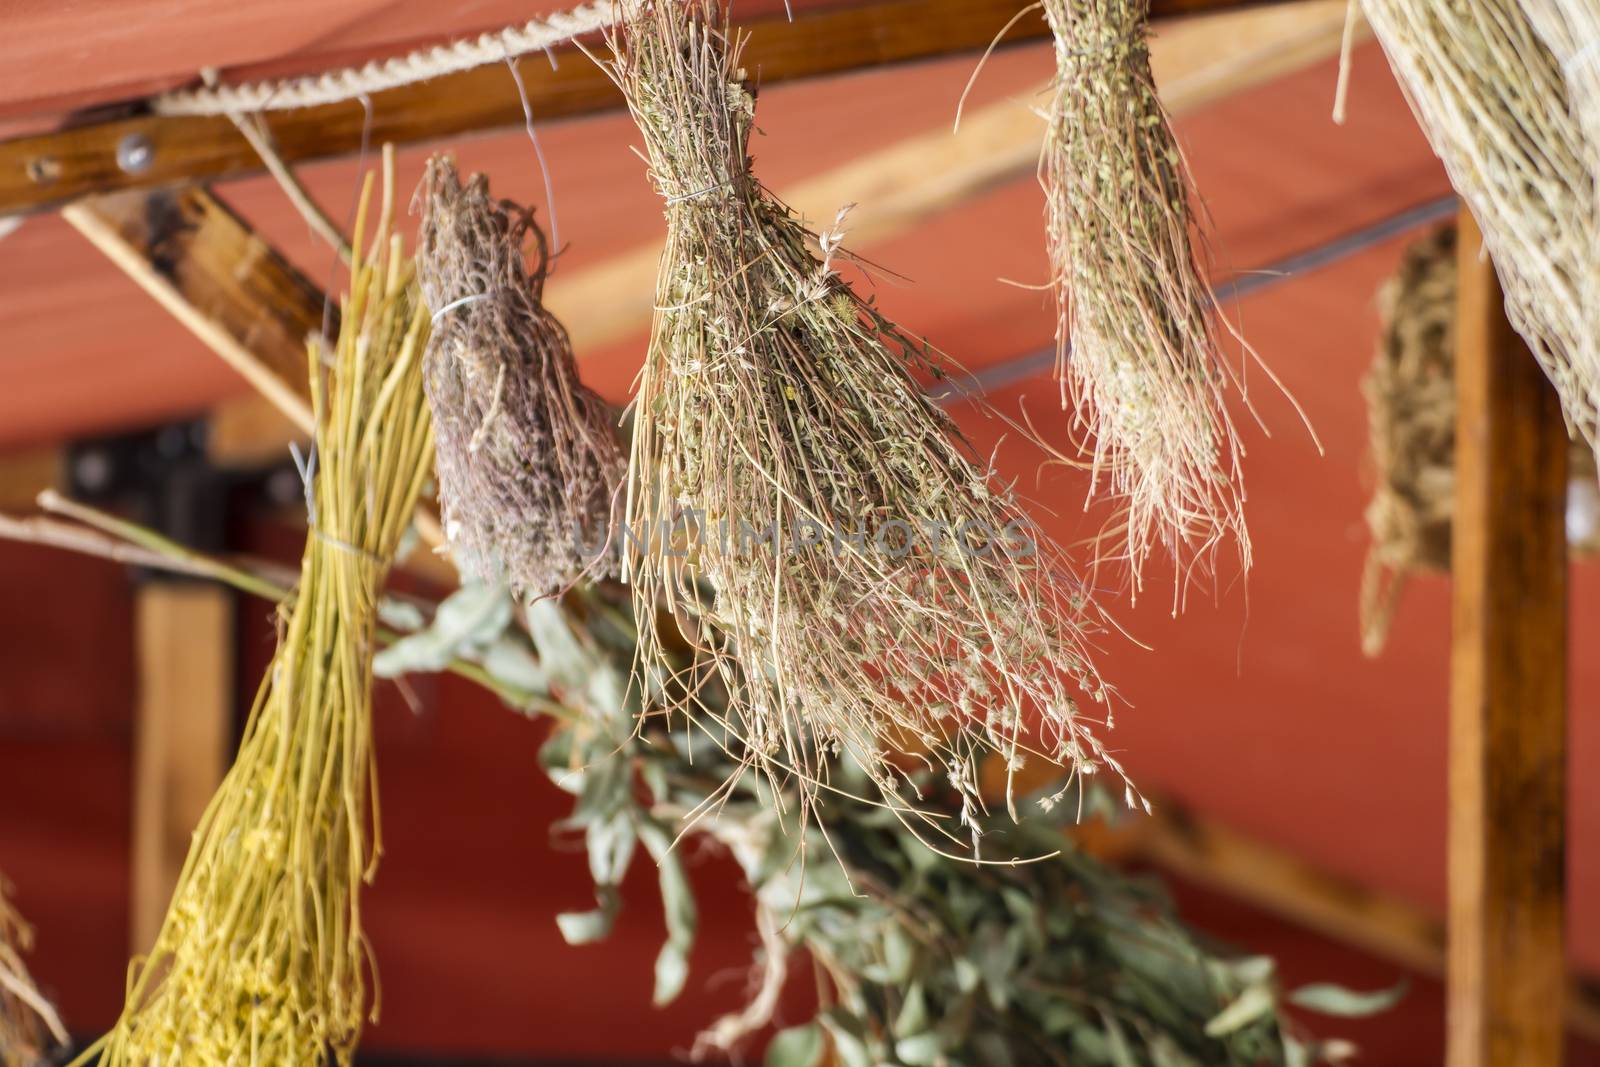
left=0, top=0, right=1296, bottom=217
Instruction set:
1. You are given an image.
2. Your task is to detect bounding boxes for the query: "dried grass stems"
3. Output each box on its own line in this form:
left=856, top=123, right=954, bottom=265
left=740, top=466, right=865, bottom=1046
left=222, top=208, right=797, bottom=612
left=0, top=879, right=65, bottom=1067
left=416, top=158, right=625, bottom=596
left=81, top=161, right=435, bottom=1067
left=1362, top=0, right=1599, bottom=460
left=1043, top=0, right=1253, bottom=601
left=601, top=0, right=1140, bottom=859
left=1525, top=0, right=1600, bottom=378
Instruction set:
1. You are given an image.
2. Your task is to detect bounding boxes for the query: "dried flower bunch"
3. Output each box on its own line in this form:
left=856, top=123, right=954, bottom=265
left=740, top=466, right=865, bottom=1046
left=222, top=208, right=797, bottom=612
left=1362, top=0, right=1598, bottom=462
left=1360, top=224, right=1599, bottom=655
left=416, top=157, right=625, bottom=596
left=1042, top=0, right=1250, bottom=597
left=603, top=0, right=1137, bottom=853
left=82, top=162, right=434, bottom=1067
left=0, top=878, right=64, bottom=1067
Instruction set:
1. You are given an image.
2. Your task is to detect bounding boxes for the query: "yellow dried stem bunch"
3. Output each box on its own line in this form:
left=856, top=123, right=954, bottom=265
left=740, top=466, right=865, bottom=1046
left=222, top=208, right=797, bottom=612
left=0, top=877, right=64, bottom=1067
left=606, top=0, right=1139, bottom=857
left=80, top=162, right=434, bottom=1067
left=1362, top=0, right=1598, bottom=458
left=1043, top=0, right=1249, bottom=600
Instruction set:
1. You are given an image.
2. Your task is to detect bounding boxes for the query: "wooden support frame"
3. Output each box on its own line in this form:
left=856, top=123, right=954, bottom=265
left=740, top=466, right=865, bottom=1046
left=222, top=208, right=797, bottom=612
left=0, top=0, right=1284, bottom=216
left=132, top=581, right=233, bottom=953
left=60, top=187, right=326, bottom=435
left=1447, top=208, right=1569, bottom=1065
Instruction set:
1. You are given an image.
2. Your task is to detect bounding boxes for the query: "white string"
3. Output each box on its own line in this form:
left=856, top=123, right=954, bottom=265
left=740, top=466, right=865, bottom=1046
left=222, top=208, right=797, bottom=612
left=151, top=0, right=638, bottom=116
left=505, top=55, right=563, bottom=252
left=430, top=292, right=494, bottom=326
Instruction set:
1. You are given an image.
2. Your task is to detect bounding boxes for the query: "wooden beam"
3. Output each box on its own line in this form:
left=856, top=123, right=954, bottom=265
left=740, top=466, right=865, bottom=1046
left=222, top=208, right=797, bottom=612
left=0, top=0, right=1290, bottom=216
left=132, top=581, right=233, bottom=952
left=60, top=187, right=325, bottom=435
left=1447, top=208, right=1569, bottom=1065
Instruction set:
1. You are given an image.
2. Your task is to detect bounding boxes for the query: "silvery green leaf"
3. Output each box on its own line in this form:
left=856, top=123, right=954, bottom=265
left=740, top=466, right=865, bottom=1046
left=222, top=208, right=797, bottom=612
left=893, top=981, right=928, bottom=1038
left=377, top=597, right=426, bottom=631
left=640, top=821, right=696, bottom=1006
left=373, top=581, right=512, bottom=676
left=1288, top=980, right=1406, bottom=1018
left=765, top=1024, right=824, bottom=1067
left=586, top=813, right=635, bottom=887
left=1204, top=983, right=1275, bottom=1037
left=894, top=1031, right=944, bottom=1066
left=1101, top=1012, right=1137, bottom=1067
left=525, top=597, right=590, bottom=690
left=556, top=896, right=617, bottom=945
left=1283, top=1036, right=1311, bottom=1067
left=882, top=922, right=916, bottom=984
left=1149, top=1034, right=1201, bottom=1067
left=1222, top=955, right=1276, bottom=987
left=481, top=636, right=548, bottom=695
left=820, top=1013, right=871, bottom=1067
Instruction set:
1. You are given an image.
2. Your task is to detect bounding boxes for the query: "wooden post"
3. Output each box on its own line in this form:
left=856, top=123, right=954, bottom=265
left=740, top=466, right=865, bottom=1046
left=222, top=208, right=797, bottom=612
left=132, top=581, right=233, bottom=952
left=1448, top=207, right=1568, bottom=1067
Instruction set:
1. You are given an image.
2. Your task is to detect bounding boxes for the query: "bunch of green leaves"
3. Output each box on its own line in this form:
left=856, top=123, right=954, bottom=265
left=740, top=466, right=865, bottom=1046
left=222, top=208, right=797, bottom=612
left=377, top=581, right=1400, bottom=1067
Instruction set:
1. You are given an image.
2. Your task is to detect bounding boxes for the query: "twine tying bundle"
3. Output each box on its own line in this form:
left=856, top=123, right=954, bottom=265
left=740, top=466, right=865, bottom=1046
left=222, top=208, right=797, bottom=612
left=1042, top=0, right=1251, bottom=599
left=82, top=164, right=434, bottom=1067
left=1360, top=224, right=1599, bottom=655
left=607, top=0, right=1138, bottom=852
left=416, top=158, right=624, bottom=597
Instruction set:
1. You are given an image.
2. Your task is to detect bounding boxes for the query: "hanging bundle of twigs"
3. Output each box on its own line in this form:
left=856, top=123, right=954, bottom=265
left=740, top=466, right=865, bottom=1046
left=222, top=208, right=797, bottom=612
left=1361, top=0, right=1598, bottom=461
left=603, top=0, right=1138, bottom=853
left=1042, top=0, right=1251, bottom=596
left=0, top=877, right=65, bottom=1067
left=1359, top=223, right=1598, bottom=655
left=416, top=157, right=625, bottom=596
left=82, top=163, right=434, bottom=1067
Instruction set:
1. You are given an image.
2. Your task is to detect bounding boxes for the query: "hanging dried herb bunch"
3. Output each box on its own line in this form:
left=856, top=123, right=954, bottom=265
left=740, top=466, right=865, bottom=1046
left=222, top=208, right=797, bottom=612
left=603, top=0, right=1138, bottom=853
left=82, top=159, right=435, bottom=1067
left=1361, top=0, right=1598, bottom=461
left=0, top=877, right=65, bottom=1067
left=1359, top=223, right=1599, bottom=655
left=416, top=157, right=625, bottom=596
left=1043, top=0, right=1251, bottom=597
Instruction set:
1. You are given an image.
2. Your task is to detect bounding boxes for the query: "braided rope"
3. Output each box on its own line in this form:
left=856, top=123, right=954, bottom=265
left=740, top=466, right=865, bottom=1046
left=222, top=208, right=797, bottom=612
left=151, top=0, right=632, bottom=115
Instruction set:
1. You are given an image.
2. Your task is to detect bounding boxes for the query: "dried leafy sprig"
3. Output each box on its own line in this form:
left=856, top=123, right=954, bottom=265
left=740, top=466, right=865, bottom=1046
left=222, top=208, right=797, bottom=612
left=603, top=0, right=1136, bottom=856
left=415, top=157, right=625, bottom=596
left=0, top=507, right=1396, bottom=1067
left=78, top=160, right=434, bottom=1067
left=1042, top=0, right=1254, bottom=599
left=0, top=877, right=66, bottom=1067
left=381, top=580, right=1395, bottom=1067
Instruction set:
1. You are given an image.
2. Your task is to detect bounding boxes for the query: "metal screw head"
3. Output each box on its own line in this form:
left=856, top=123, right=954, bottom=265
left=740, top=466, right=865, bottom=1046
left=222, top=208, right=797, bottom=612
left=25, top=156, right=61, bottom=185
left=116, top=133, right=155, bottom=175
left=74, top=450, right=114, bottom=494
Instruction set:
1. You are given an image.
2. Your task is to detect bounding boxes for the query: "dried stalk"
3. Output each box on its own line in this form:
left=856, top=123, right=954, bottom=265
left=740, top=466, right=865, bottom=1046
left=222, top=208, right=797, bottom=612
left=604, top=0, right=1138, bottom=857
left=416, top=158, right=624, bottom=596
left=1362, top=0, right=1598, bottom=460
left=79, top=162, right=434, bottom=1067
left=1043, top=0, right=1251, bottom=598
